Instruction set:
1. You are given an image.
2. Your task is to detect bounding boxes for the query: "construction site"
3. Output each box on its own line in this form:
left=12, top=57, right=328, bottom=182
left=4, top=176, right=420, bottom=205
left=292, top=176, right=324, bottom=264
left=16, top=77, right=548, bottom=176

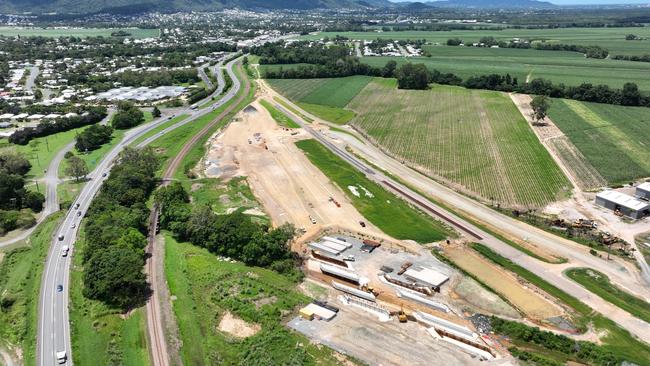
left=199, top=85, right=650, bottom=365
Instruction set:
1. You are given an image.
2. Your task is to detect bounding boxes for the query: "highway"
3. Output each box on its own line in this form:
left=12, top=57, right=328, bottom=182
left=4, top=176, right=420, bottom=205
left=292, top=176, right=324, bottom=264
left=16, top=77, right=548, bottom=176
left=36, top=56, right=241, bottom=366
left=275, top=102, right=650, bottom=345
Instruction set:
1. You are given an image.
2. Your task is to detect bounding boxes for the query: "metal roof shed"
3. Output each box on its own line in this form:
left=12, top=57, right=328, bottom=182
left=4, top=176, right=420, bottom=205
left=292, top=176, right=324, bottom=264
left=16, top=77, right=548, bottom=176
left=595, top=190, right=650, bottom=219
left=637, top=183, right=650, bottom=200
left=404, top=267, right=449, bottom=288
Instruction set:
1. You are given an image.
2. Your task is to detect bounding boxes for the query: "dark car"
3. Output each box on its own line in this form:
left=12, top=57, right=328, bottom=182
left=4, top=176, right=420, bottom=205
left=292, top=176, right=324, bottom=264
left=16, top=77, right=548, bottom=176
left=56, top=285, right=63, bottom=292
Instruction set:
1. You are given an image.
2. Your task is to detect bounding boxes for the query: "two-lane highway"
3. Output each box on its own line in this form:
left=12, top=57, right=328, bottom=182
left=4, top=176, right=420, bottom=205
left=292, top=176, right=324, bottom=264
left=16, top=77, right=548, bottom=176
left=37, top=56, right=242, bottom=366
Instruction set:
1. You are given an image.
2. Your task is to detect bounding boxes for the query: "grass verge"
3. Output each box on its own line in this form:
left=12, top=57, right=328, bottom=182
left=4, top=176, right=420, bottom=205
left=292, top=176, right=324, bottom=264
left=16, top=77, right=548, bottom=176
left=273, top=97, right=313, bottom=123
left=296, top=139, right=452, bottom=243
left=566, top=268, right=650, bottom=324
left=0, top=212, right=62, bottom=365
left=260, top=99, right=300, bottom=128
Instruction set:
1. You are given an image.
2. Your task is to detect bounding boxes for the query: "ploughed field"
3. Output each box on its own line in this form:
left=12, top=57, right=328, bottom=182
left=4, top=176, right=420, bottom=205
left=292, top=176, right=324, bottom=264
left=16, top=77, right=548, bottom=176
left=347, top=79, right=570, bottom=207
left=548, top=99, right=650, bottom=185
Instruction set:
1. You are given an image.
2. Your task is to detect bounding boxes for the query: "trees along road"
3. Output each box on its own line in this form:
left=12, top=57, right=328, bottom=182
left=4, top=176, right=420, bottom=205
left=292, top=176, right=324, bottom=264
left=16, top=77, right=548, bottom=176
left=36, top=56, right=242, bottom=366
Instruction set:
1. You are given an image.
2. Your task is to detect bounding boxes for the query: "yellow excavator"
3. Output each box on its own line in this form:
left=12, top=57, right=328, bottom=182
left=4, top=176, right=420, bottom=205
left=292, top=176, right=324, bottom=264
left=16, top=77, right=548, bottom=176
left=398, top=304, right=408, bottom=323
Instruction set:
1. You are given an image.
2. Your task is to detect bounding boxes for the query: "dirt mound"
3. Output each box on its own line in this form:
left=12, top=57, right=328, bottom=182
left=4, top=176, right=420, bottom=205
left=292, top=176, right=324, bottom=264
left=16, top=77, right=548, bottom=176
left=217, top=311, right=260, bottom=338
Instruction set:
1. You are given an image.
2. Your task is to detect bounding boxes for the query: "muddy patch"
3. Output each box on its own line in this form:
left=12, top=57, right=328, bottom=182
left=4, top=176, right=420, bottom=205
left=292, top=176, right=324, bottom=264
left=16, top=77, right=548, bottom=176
left=217, top=311, right=261, bottom=338
left=253, top=296, right=277, bottom=309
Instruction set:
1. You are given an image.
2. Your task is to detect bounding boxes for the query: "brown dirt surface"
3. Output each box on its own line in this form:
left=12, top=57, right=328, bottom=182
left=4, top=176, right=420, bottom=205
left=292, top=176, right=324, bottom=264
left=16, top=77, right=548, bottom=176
left=445, top=245, right=565, bottom=320
left=217, top=311, right=261, bottom=338
left=205, top=98, right=390, bottom=249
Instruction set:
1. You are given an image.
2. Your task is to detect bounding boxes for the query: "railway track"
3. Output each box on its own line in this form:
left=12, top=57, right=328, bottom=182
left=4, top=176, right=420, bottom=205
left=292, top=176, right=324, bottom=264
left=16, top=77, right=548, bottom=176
left=144, top=60, right=251, bottom=366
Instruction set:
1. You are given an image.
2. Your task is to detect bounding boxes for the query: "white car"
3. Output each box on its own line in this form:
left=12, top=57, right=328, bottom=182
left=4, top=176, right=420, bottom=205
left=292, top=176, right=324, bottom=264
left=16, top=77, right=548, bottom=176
left=71, top=223, right=76, bottom=229
left=56, top=350, right=67, bottom=364
left=61, top=246, right=70, bottom=257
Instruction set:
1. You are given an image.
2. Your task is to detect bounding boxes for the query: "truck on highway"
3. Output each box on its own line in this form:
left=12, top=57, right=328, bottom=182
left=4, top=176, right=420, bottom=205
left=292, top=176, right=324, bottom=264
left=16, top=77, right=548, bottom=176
left=56, top=350, right=67, bottom=364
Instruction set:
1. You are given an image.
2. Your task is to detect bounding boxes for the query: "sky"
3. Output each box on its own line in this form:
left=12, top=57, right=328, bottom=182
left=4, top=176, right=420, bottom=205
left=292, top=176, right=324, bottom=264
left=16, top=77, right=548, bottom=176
left=389, top=0, right=650, bottom=4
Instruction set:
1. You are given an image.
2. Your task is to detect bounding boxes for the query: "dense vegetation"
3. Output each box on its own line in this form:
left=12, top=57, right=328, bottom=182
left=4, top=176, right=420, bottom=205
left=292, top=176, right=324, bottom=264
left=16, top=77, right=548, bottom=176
left=8, top=107, right=107, bottom=145
left=491, top=317, right=618, bottom=366
left=155, top=182, right=300, bottom=278
left=111, top=102, right=144, bottom=130
left=0, top=152, right=44, bottom=234
left=82, top=147, right=158, bottom=310
left=75, top=124, right=113, bottom=152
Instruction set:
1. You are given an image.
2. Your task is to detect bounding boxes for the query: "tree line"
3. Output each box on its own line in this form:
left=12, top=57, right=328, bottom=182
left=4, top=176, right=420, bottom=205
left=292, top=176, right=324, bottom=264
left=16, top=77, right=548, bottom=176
left=9, top=107, right=107, bottom=145
left=490, top=317, right=618, bottom=365
left=82, top=147, right=159, bottom=310
left=155, top=182, right=301, bottom=279
left=254, top=42, right=649, bottom=107
left=0, top=152, right=44, bottom=234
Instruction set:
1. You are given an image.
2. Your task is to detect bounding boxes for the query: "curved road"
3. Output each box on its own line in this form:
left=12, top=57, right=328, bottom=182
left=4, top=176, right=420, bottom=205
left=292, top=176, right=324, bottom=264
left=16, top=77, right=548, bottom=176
left=0, top=111, right=114, bottom=248
left=36, top=57, right=241, bottom=366
left=274, top=100, right=650, bottom=345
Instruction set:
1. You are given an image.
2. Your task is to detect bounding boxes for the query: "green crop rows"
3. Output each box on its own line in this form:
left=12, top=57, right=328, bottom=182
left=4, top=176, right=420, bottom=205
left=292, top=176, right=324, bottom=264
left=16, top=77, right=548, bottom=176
left=548, top=99, right=650, bottom=184
left=347, top=79, right=569, bottom=207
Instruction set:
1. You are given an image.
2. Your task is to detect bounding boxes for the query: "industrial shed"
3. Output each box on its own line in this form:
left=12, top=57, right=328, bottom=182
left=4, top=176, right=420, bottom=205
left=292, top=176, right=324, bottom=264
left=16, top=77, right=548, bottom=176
left=595, top=190, right=650, bottom=219
left=637, top=182, right=650, bottom=200
left=404, top=267, right=449, bottom=288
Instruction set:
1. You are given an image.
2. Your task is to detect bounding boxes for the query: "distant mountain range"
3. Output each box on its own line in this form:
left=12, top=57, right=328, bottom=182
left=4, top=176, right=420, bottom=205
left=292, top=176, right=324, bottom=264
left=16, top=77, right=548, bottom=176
left=0, top=0, right=557, bottom=14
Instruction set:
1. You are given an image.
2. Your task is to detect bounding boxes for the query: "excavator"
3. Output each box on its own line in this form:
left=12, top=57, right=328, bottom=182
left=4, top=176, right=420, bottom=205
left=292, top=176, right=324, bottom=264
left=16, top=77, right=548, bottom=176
left=389, top=304, right=408, bottom=323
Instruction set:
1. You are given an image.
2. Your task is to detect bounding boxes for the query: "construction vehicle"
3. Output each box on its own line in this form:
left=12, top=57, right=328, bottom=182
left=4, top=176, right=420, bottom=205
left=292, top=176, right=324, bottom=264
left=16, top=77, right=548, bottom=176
left=361, top=284, right=379, bottom=297
left=572, top=219, right=597, bottom=229
left=397, top=262, right=413, bottom=276
left=398, top=304, right=408, bottom=323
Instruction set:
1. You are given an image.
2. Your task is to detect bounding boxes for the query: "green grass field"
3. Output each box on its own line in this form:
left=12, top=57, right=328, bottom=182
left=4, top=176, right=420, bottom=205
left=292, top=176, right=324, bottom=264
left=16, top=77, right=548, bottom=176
left=260, top=99, right=300, bottom=128
left=164, top=233, right=351, bottom=366
left=347, top=78, right=569, bottom=207
left=296, top=139, right=452, bottom=243
left=361, top=48, right=650, bottom=91
left=0, top=27, right=159, bottom=38
left=267, top=76, right=370, bottom=124
left=300, top=27, right=650, bottom=56
left=0, top=213, right=62, bottom=365
left=566, top=268, right=650, bottom=324
left=548, top=99, right=650, bottom=184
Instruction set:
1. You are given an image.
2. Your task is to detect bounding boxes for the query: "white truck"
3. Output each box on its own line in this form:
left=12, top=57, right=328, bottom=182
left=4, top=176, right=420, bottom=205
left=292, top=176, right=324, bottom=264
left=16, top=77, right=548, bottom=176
left=56, top=350, right=67, bottom=364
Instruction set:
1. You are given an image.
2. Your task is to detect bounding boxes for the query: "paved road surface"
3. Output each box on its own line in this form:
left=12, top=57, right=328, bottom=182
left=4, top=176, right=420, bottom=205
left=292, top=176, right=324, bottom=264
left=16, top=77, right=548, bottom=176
left=36, top=58, right=241, bottom=366
left=25, top=66, right=39, bottom=92
left=275, top=102, right=650, bottom=345
left=197, top=63, right=214, bottom=90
